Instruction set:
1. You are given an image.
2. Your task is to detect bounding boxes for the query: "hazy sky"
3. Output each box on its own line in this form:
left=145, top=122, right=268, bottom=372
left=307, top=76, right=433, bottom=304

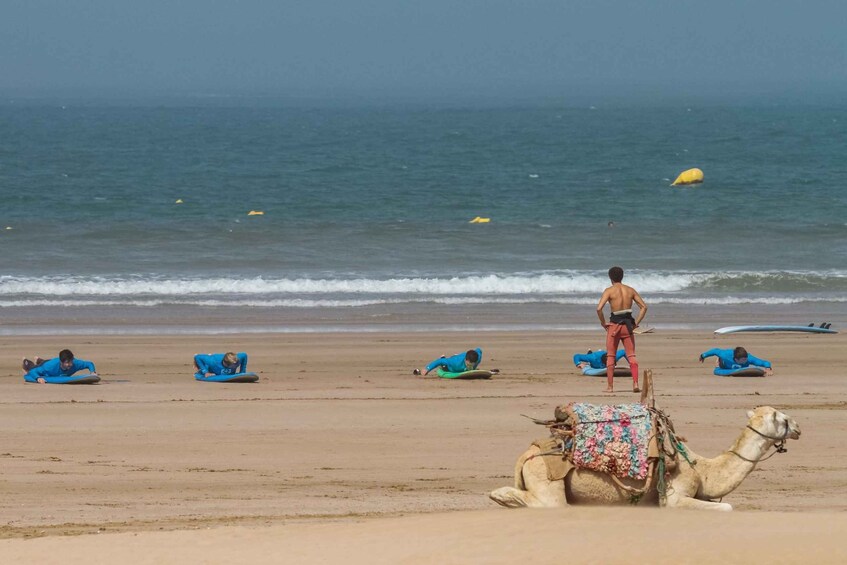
left=2, top=1, right=844, bottom=100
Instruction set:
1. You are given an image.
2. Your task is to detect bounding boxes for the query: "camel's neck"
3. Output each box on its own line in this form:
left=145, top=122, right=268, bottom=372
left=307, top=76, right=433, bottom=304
left=691, top=425, right=775, bottom=499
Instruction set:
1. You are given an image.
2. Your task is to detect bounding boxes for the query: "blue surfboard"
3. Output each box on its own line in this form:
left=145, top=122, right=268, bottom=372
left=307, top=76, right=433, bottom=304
left=195, top=372, right=259, bottom=383
left=714, top=367, right=766, bottom=377
left=581, top=367, right=632, bottom=377
left=715, top=325, right=837, bottom=335
left=24, top=373, right=101, bottom=384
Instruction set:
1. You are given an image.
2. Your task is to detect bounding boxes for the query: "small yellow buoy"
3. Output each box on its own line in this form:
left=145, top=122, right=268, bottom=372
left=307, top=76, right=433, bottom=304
left=5, top=226, right=12, bottom=230
left=247, top=210, right=265, bottom=216
left=175, top=199, right=184, bottom=204
left=671, top=168, right=704, bottom=186
left=469, top=216, right=490, bottom=223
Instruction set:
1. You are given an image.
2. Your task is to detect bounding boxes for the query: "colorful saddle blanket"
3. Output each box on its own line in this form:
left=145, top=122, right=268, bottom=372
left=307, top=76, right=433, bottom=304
left=566, top=403, right=652, bottom=480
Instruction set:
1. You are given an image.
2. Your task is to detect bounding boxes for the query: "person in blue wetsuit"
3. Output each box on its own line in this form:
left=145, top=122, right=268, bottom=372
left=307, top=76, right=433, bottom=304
left=413, top=348, right=483, bottom=376
left=194, top=352, right=248, bottom=378
left=699, top=346, right=773, bottom=376
left=22, top=349, right=97, bottom=384
left=573, top=349, right=627, bottom=369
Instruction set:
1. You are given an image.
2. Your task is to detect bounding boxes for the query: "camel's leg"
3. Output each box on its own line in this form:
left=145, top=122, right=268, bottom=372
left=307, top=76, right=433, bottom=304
left=490, top=456, right=566, bottom=508
left=521, top=457, right=566, bottom=507
left=489, top=484, right=564, bottom=508
left=665, top=494, right=733, bottom=511
left=489, top=486, right=532, bottom=508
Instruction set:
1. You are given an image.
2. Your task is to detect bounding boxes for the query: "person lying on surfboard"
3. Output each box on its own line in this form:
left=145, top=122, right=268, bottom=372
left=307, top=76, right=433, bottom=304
left=22, top=349, right=97, bottom=384
left=699, top=346, right=773, bottom=376
left=573, top=349, right=627, bottom=369
left=194, top=352, right=248, bottom=378
left=413, top=348, right=483, bottom=376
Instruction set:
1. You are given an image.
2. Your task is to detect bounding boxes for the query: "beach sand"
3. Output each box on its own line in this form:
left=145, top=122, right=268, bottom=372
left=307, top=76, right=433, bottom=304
left=1, top=331, right=845, bottom=563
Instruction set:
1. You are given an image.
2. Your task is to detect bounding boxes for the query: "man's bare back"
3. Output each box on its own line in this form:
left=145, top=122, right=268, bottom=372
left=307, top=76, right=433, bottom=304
left=597, top=283, right=647, bottom=328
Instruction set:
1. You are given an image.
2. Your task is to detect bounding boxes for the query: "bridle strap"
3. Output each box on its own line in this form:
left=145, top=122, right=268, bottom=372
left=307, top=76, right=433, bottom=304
left=745, top=424, right=789, bottom=442
left=730, top=423, right=790, bottom=463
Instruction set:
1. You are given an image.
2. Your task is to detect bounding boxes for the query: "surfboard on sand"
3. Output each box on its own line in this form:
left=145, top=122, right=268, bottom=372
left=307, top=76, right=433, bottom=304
left=24, top=373, right=101, bottom=384
left=581, top=367, right=632, bottom=377
left=714, top=325, right=837, bottom=335
left=195, top=372, right=259, bottom=383
left=714, top=367, right=766, bottom=377
left=633, top=326, right=654, bottom=335
left=436, top=369, right=494, bottom=380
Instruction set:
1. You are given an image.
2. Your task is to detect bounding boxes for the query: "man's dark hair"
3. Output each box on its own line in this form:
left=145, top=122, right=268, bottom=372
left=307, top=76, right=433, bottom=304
left=600, top=353, right=608, bottom=366
left=733, top=347, right=748, bottom=359
left=465, top=349, right=479, bottom=363
left=608, top=266, right=624, bottom=283
left=59, top=349, right=75, bottom=363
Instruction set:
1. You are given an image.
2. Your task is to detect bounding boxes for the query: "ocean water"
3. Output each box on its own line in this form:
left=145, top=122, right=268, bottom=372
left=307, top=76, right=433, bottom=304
left=1, top=102, right=845, bottom=332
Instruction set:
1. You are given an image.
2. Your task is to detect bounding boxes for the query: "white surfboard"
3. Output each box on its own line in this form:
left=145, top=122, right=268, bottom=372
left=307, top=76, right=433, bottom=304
left=714, top=325, right=837, bottom=335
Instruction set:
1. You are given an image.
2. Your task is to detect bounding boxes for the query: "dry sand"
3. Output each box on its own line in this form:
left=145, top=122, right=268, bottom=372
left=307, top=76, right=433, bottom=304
left=0, top=331, right=845, bottom=563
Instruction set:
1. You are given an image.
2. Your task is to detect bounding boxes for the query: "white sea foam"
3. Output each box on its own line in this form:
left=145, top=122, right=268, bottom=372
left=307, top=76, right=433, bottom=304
left=1, top=295, right=846, bottom=308
left=1, top=271, right=845, bottom=301
left=0, top=272, right=719, bottom=296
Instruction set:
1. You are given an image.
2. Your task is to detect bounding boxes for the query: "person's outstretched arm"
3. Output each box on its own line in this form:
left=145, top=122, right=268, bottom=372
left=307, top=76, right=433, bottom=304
left=237, top=353, right=248, bottom=373
left=699, top=349, right=721, bottom=362
left=194, top=354, right=211, bottom=375
left=633, top=291, right=648, bottom=327
left=596, top=289, right=611, bottom=328
left=746, top=354, right=772, bottom=369
left=573, top=353, right=590, bottom=367
left=74, top=359, right=96, bottom=374
left=424, top=356, right=446, bottom=375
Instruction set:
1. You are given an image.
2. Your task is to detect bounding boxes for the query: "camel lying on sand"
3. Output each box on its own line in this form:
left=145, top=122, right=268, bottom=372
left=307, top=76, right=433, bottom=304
left=490, top=406, right=800, bottom=511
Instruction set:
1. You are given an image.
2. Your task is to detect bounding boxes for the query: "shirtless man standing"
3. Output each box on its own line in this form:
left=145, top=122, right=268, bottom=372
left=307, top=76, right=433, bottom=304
left=596, top=266, right=648, bottom=393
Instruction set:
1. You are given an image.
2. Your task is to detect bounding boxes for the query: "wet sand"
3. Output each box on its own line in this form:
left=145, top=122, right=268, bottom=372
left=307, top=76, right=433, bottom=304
left=1, top=330, right=845, bottom=562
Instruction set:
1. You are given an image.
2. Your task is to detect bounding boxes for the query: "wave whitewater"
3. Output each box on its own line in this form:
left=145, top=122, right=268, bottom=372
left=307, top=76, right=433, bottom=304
left=2, top=270, right=846, bottom=298
left=1, top=295, right=846, bottom=308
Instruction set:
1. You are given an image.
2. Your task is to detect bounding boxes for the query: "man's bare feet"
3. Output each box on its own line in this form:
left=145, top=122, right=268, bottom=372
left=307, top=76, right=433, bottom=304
left=633, top=387, right=641, bottom=393
left=603, top=388, right=614, bottom=393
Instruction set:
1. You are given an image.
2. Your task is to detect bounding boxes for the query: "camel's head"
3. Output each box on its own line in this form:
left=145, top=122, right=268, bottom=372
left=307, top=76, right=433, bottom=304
left=746, top=406, right=801, bottom=441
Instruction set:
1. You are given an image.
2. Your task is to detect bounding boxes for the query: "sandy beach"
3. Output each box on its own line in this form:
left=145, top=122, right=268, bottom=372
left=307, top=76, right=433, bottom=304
left=1, top=330, right=845, bottom=563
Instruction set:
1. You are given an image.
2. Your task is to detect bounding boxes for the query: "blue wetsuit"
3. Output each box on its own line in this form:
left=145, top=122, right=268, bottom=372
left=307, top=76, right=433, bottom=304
left=572, top=350, right=627, bottom=369
left=194, top=353, right=248, bottom=377
left=700, top=348, right=771, bottom=370
left=425, top=348, right=482, bottom=373
left=25, top=358, right=96, bottom=380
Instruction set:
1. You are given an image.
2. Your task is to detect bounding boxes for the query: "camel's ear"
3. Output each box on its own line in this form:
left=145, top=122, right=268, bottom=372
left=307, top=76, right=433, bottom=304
left=746, top=410, right=754, bottom=419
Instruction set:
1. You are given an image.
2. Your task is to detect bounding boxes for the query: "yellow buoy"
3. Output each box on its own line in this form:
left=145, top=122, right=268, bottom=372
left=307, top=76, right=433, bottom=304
left=469, top=216, right=490, bottom=223
left=175, top=199, right=184, bottom=204
left=247, top=210, right=265, bottom=216
left=671, top=168, right=704, bottom=186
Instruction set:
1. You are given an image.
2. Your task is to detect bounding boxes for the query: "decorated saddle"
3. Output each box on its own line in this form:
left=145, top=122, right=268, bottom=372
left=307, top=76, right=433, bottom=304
left=549, top=402, right=653, bottom=481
